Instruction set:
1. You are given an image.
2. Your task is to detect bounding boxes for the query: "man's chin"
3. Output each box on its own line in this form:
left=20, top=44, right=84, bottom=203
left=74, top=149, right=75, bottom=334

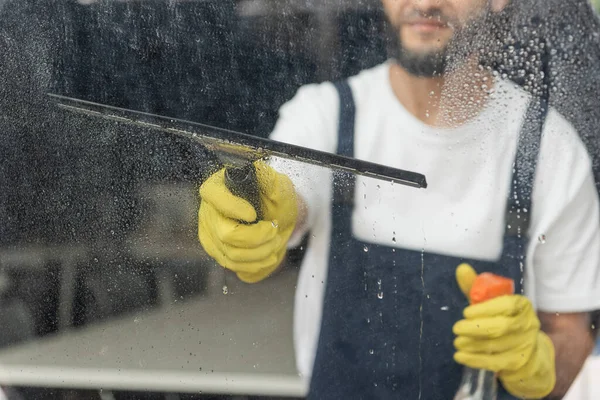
left=391, top=49, right=447, bottom=78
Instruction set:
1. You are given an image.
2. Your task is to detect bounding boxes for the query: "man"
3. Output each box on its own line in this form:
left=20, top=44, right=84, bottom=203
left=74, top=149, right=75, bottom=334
left=198, top=0, right=600, bottom=398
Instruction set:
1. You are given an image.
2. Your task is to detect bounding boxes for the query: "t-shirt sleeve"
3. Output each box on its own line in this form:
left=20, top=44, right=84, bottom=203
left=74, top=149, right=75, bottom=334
left=528, top=109, right=600, bottom=312
left=267, top=82, right=339, bottom=247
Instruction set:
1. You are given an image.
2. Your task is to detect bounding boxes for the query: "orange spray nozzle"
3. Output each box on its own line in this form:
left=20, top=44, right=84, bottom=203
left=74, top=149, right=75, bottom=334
left=469, top=272, right=515, bottom=304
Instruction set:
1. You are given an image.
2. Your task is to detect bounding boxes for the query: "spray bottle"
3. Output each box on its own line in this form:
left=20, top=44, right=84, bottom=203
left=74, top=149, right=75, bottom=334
left=453, top=272, right=515, bottom=400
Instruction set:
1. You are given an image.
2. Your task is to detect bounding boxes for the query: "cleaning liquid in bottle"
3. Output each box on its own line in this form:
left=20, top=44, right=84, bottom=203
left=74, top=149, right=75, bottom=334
left=454, top=367, right=497, bottom=400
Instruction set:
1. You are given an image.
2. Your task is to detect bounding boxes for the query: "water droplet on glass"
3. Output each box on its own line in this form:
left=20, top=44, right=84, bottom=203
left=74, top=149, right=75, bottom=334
left=271, top=220, right=278, bottom=228
left=538, top=234, right=546, bottom=244
left=222, top=285, right=229, bottom=295
left=363, top=246, right=369, bottom=253
left=369, top=349, right=374, bottom=355
left=377, top=292, right=384, bottom=299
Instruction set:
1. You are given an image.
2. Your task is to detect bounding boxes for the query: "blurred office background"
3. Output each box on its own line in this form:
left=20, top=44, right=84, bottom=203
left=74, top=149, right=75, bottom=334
left=0, top=0, right=598, bottom=399
left=0, top=1, right=388, bottom=399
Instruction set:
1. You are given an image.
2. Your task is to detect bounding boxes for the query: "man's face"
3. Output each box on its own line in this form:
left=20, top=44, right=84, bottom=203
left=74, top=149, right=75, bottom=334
left=382, top=0, right=502, bottom=77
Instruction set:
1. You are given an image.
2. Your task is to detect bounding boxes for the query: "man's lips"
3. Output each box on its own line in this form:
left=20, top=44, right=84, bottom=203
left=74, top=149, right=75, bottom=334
left=405, top=19, right=449, bottom=33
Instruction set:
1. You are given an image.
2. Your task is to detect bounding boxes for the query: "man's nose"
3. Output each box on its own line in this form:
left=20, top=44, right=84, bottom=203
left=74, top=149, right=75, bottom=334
left=412, top=0, right=444, bottom=11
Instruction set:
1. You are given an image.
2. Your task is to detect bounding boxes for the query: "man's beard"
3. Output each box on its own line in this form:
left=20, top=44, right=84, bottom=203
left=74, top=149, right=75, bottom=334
left=384, top=7, right=497, bottom=78
left=386, top=30, right=447, bottom=77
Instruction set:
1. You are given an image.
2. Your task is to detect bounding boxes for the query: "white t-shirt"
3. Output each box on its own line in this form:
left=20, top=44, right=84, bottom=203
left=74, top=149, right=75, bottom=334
left=268, top=61, right=600, bottom=381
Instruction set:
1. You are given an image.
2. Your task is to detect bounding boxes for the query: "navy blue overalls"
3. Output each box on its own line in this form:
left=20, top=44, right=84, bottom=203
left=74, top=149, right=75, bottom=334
left=307, top=80, right=546, bottom=400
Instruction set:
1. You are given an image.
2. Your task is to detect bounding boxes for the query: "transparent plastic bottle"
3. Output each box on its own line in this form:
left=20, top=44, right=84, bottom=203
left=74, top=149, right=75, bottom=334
left=454, top=272, right=515, bottom=400
left=454, top=367, right=497, bottom=400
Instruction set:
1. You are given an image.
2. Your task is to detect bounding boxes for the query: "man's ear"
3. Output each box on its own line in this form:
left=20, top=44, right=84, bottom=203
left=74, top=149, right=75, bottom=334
left=490, top=0, right=510, bottom=12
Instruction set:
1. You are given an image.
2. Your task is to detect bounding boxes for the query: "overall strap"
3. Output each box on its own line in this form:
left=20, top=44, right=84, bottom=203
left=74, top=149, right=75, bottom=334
left=333, top=80, right=356, bottom=158
left=332, top=80, right=357, bottom=207
left=504, top=99, right=546, bottom=238
left=504, top=52, right=550, bottom=239
left=499, top=46, right=550, bottom=304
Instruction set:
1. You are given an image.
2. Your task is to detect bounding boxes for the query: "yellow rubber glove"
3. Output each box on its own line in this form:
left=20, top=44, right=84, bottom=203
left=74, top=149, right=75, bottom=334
left=198, top=160, right=298, bottom=283
left=453, top=264, right=556, bottom=399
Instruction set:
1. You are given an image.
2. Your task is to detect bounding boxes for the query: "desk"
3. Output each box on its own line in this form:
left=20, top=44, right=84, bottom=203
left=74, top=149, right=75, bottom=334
left=0, top=245, right=88, bottom=329
left=124, top=237, right=226, bottom=302
left=0, top=268, right=306, bottom=397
